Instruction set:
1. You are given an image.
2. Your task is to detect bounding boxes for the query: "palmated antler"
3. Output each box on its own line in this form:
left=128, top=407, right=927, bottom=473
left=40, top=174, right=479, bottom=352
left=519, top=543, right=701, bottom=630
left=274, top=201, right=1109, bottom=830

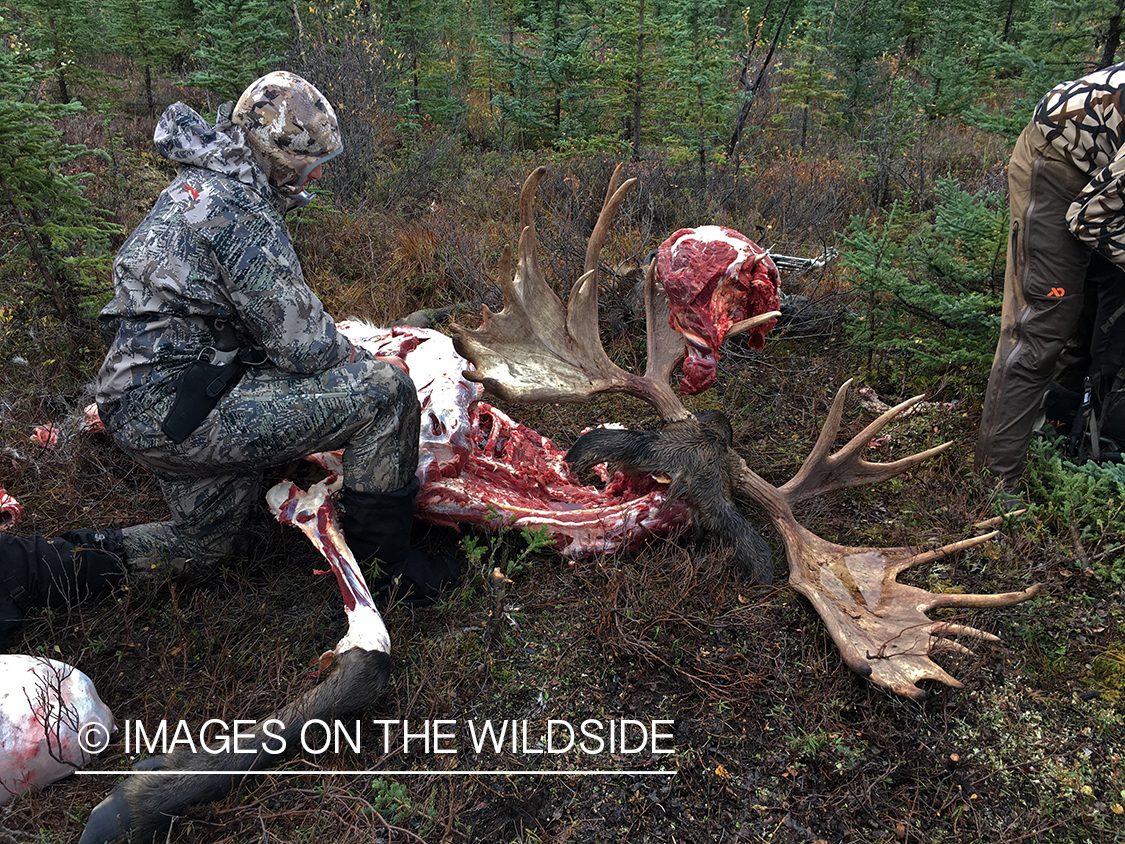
left=453, top=166, right=1039, bottom=700
left=454, top=165, right=714, bottom=422
left=731, top=381, right=1039, bottom=699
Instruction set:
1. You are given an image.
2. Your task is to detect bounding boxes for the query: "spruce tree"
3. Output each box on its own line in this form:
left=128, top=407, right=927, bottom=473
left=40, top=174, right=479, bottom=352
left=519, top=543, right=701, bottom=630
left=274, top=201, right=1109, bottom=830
left=828, top=0, right=906, bottom=127
left=190, top=0, right=290, bottom=104
left=380, top=0, right=429, bottom=120
left=104, top=0, right=187, bottom=115
left=663, top=0, right=735, bottom=182
left=774, top=3, right=844, bottom=149
left=489, top=0, right=601, bottom=149
left=594, top=0, right=670, bottom=159
left=842, top=177, right=1006, bottom=384
left=966, top=0, right=1119, bottom=141
left=377, top=0, right=469, bottom=129
left=12, top=0, right=101, bottom=103
left=0, top=28, right=118, bottom=319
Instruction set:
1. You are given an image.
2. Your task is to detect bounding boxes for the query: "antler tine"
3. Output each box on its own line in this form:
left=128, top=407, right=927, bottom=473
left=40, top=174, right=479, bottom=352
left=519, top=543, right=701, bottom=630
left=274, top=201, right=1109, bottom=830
left=887, top=531, right=999, bottom=576
left=780, top=380, right=952, bottom=504
left=926, top=583, right=1041, bottom=610
left=583, top=164, right=635, bottom=276
left=566, top=268, right=616, bottom=373
left=519, top=166, right=548, bottom=275
left=930, top=622, right=1002, bottom=644
left=726, top=310, right=783, bottom=341
left=568, top=167, right=638, bottom=367
left=642, top=261, right=691, bottom=422
left=930, top=638, right=977, bottom=657
left=783, top=378, right=852, bottom=488
left=478, top=245, right=513, bottom=323
left=567, top=169, right=640, bottom=378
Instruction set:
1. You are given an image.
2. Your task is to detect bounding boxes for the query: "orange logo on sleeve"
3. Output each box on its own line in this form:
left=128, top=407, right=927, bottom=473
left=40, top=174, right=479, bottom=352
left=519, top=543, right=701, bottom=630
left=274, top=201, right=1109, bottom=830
left=1047, top=287, right=1066, bottom=297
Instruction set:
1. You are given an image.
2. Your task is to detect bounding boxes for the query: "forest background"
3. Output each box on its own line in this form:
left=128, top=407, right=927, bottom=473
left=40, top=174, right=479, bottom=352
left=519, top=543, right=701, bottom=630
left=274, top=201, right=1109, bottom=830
left=2, top=0, right=1125, bottom=841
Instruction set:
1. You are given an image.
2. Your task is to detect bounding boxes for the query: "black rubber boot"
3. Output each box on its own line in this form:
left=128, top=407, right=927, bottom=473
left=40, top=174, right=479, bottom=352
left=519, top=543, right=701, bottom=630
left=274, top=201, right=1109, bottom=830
left=340, top=477, right=461, bottom=606
left=0, top=529, right=127, bottom=649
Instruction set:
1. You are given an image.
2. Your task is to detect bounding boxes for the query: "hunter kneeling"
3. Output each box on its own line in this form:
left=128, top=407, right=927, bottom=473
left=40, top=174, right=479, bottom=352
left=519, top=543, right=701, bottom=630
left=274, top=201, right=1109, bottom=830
left=1, top=71, right=459, bottom=647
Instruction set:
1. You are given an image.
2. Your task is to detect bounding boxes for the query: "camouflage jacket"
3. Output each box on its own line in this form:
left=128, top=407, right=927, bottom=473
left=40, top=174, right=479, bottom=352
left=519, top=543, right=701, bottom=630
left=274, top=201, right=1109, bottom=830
left=96, top=101, right=357, bottom=409
left=1034, top=62, right=1125, bottom=265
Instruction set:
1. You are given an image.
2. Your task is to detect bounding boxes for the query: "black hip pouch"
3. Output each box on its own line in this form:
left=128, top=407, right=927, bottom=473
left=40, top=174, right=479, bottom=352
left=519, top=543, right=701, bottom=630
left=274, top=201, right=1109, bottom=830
left=161, top=358, right=248, bottom=444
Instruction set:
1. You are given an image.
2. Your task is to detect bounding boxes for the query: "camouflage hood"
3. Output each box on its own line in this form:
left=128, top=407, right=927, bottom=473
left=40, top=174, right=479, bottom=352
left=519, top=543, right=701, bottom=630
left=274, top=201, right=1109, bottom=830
left=154, top=102, right=273, bottom=197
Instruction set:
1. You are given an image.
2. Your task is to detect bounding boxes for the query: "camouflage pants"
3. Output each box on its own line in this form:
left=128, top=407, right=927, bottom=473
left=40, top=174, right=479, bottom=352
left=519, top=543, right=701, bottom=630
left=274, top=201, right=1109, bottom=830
left=103, top=357, right=420, bottom=565
left=976, top=121, right=1125, bottom=486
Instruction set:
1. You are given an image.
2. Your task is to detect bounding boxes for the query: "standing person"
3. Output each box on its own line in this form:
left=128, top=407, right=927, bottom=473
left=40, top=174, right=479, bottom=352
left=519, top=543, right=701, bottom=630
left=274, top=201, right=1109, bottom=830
left=976, top=63, right=1125, bottom=499
left=1, top=72, right=459, bottom=646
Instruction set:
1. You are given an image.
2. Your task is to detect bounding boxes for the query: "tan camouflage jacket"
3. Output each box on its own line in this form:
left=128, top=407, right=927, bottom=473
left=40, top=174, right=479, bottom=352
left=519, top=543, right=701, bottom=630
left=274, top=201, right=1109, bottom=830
left=1035, top=62, right=1125, bottom=265
left=96, top=102, right=358, bottom=408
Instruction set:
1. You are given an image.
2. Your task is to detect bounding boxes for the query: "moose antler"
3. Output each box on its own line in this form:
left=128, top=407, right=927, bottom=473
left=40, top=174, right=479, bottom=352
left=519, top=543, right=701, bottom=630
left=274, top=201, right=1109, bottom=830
left=731, top=382, right=1039, bottom=698
left=452, top=165, right=1040, bottom=699
left=455, top=166, right=713, bottom=422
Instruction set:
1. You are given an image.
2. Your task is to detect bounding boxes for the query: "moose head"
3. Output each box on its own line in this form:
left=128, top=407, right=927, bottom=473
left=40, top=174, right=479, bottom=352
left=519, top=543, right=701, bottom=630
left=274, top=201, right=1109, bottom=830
left=450, top=165, right=1040, bottom=700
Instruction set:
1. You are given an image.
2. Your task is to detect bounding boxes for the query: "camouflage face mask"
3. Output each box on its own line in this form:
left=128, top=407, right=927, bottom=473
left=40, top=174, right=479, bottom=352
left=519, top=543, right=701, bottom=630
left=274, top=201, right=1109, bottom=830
left=232, top=71, right=343, bottom=192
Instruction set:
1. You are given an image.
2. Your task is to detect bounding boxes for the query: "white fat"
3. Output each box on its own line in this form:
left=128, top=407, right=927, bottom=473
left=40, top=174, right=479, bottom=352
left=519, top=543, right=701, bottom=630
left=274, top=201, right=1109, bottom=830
left=336, top=322, right=483, bottom=485
left=670, top=225, right=763, bottom=277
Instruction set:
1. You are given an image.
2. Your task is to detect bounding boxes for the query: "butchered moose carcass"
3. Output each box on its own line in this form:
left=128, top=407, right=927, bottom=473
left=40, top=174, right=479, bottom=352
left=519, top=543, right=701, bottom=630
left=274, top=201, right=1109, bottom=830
left=77, top=165, right=1038, bottom=843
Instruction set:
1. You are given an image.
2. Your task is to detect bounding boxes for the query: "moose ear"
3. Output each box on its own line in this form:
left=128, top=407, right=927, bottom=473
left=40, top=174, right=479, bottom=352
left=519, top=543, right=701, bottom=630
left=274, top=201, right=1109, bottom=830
left=565, top=427, right=661, bottom=475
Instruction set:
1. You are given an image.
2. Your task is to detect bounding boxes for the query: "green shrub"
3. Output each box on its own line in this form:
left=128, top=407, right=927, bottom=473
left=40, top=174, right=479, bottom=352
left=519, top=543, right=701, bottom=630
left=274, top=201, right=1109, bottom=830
left=1026, top=437, right=1125, bottom=585
left=842, top=176, right=1005, bottom=390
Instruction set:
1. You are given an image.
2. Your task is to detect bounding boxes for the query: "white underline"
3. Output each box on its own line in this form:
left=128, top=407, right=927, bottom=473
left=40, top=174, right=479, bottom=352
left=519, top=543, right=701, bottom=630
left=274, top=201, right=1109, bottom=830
left=76, top=769, right=677, bottom=777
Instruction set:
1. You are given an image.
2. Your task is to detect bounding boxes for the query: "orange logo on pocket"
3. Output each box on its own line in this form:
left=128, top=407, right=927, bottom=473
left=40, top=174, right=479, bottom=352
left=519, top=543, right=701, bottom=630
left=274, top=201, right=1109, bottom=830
left=1048, top=287, right=1066, bottom=297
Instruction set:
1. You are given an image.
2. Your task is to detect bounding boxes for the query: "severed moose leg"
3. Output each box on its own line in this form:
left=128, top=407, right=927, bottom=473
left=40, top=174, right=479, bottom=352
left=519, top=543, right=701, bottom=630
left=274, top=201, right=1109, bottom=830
left=78, top=478, right=391, bottom=844
left=451, top=164, right=1040, bottom=699
left=266, top=477, right=391, bottom=660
